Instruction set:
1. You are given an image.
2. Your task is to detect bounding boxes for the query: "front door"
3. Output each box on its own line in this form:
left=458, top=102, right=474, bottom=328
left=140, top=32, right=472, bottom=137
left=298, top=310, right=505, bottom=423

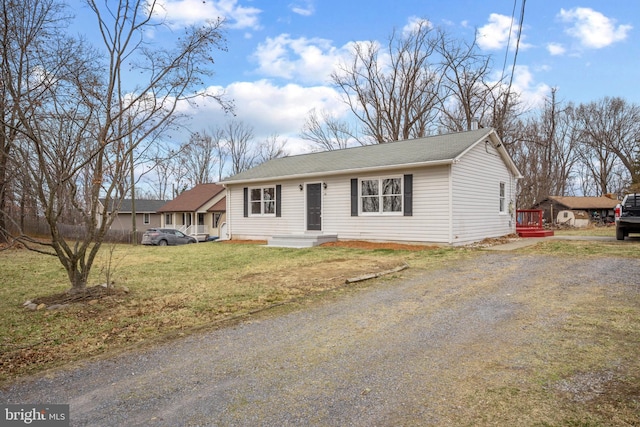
left=306, top=183, right=322, bottom=231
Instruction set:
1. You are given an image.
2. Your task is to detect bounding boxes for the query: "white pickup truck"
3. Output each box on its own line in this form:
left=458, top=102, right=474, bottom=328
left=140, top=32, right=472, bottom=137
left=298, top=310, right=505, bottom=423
left=614, top=194, right=640, bottom=240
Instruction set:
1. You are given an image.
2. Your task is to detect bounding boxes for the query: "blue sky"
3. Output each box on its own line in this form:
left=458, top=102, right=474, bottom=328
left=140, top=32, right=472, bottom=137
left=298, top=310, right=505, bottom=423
left=72, top=0, right=637, bottom=154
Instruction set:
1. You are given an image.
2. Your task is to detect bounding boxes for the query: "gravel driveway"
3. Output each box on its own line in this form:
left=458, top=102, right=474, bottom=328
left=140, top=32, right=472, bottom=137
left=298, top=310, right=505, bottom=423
left=2, top=251, right=638, bottom=426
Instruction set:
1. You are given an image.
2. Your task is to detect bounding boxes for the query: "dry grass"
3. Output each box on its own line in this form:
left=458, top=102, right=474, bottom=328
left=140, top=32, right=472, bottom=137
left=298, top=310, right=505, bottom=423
left=1, top=235, right=638, bottom=426
left=0, top=240, right=457, bottom=383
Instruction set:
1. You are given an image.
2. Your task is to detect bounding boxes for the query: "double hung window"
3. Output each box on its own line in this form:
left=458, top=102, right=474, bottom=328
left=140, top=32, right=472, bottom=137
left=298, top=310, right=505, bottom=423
left=250, top=187, right=276, bottom=216
left=360, top=177, right=402, bottom=214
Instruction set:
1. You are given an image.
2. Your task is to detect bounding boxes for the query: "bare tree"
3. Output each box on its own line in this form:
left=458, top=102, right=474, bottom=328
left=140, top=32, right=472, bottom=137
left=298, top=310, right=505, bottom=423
left=331, top=20, right=444, bottom=143
left=224, top=120, right=256, bottom=175
left=2, top=0, right=229, bottom=293
left=300, top=108, right=358, bottom=151
left=256, top=133, right=289, bottom=164
left=436, top=34, right=497, bottom=132
left=508, top=89, right=582, bottom=207
left=179, top=130, right=221, bottom=186
left=0, top=0, right=71, bottom=242
left=575, top=97, right=640, bottom=191
left=575, top=137, right=621, bottom=196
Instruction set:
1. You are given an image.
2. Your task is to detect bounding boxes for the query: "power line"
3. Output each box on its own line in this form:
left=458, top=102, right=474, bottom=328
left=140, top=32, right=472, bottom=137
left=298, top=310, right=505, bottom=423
left=501, top=0, right=518, bottom=84
left=501, top=0, right=526, bottom=127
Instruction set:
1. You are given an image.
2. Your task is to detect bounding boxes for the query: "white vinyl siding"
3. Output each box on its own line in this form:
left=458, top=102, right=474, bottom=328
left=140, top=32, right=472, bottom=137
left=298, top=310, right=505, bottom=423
left=450, top=141, right=516, bottom=244
left=227, top=181, right=305, bottom=240
left=323, top=167, right=450, bottom=243
left=226, top=167, right=451, bottom=243
left=224, top=133, right=518, bottom=245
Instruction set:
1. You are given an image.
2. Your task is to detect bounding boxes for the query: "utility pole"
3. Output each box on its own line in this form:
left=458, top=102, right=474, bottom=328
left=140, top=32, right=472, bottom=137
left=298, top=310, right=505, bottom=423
left=129, top=117, right=137, bottom=245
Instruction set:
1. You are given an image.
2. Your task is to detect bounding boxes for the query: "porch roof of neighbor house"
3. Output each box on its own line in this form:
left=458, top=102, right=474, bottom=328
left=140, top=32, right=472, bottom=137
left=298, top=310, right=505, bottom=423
left=219, top=128, right=521, bottom=185
left=157, top=183, right=225, bottom=212
left=208, top=197, right=226, bottom=212
left=538, top=196, right=619, bottom=210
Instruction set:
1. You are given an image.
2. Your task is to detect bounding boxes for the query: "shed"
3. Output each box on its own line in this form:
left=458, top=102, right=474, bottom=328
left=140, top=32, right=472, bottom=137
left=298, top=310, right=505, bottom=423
left=218, top=128, right=522, bottom=246
left=533, top=196, right=619, bottom=226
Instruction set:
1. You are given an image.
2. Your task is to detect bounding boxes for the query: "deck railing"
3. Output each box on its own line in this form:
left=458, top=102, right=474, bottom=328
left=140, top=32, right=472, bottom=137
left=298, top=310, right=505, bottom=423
left=516, top=209, right=544, bottom=230
left=170, top=224, right=208, bottom=236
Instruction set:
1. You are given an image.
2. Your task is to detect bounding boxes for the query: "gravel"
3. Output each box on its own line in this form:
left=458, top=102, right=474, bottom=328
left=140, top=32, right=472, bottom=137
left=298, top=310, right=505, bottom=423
left=1, top=252, right=638, bottom=426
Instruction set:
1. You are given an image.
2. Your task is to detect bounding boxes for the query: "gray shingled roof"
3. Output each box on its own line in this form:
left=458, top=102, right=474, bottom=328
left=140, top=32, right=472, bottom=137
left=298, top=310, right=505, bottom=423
left=220, top=128, right=495, bottom=184
left=102, top=199, right=168, bottom=213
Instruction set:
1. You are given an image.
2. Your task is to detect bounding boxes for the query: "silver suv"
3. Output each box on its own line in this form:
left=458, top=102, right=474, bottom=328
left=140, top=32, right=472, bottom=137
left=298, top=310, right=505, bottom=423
left=141, top=228, right=197, bottom=246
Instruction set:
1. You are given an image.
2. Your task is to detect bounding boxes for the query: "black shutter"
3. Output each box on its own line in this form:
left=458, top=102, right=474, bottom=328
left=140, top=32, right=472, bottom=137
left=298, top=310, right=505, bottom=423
left=351, top=179, right=358, bottom=216
left=276, top=185, right=282, bottom=217
left=404, top=174, right=413, bottom=216
left=243, top=187, right=248, bottom=217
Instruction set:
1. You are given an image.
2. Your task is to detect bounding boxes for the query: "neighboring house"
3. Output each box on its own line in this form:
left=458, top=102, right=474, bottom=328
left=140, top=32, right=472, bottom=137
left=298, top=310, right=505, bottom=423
left=157, top=183, right=226, bottom=241
left=100, top=199, right=168, bottom=232
left=218, top=128, right=522, bottom=246
left=533, top=196, right=619, bottom=227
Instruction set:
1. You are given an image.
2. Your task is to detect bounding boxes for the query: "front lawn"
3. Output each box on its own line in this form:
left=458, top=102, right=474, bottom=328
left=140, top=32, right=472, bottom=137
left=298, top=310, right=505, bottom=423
left=0, top=241, right=460, bottom=383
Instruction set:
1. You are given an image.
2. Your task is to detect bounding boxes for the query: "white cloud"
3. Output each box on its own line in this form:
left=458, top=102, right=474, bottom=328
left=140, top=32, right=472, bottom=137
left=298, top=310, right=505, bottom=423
left=547, top=42, right=566, bottom=56
left=290, top=0, right=315, bottom=16
left=402, top=17, right=433, bottom=37
left=252, top=34, right=352, bottom=84
left=477, top=13, right=530, bottom=51
left=558, top=7, right=632, bottom=49
left=176, top=80, right=348, bottom=154
left=153, top=0, right=262, bottom=30
left=508, top=66, right=551, bottom=109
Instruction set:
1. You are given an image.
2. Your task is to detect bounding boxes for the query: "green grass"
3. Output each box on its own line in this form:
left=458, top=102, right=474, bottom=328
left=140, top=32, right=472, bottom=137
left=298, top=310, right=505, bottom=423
left=554, top=225, right=616, bottom=237
left=0, top=241, right=462, bottom=382
left=1, top=235, right=639, bottom=425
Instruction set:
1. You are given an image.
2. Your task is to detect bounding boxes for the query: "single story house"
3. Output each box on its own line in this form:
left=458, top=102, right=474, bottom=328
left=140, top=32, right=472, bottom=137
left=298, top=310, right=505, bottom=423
left=99, top=198, right=168, bottom=231
left=157, top=183, right=226, bottom=241
left=533, top=195, right=619, bottom=226
left=218, top=128, right=522, bottom=246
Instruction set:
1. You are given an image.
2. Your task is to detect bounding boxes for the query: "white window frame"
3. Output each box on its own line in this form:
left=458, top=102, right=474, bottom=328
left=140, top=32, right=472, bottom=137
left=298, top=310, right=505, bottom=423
left=499, top=182, right=506, bottom=213
left=249, top=186, right=276, bottom=217
left=143, top=213, right=151, bottom=225
left=360, top=176, right=403, bottom=216
left=165, top=213, right=173, bottom=225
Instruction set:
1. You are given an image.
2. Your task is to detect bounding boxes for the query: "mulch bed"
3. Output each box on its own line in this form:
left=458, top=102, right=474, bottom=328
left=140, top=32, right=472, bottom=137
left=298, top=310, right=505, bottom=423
left=320, top=240, right=440, bottom=251
left=221, top=239, right=441, bottom=251
left=30, top=285, right=128, bottom=306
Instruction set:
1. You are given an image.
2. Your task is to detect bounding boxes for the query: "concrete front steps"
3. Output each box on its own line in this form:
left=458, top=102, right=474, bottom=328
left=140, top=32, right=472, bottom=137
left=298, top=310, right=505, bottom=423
left=268, top=233, right=338, bottom=248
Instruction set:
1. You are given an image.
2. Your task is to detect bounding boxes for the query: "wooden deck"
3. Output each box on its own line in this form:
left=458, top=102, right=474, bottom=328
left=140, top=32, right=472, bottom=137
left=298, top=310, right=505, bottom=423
left=516, top=209, right=554, bottom=238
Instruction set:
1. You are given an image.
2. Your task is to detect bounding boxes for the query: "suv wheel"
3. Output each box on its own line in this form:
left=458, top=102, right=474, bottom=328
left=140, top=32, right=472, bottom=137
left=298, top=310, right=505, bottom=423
left=158, top=239, right=168, bottom=246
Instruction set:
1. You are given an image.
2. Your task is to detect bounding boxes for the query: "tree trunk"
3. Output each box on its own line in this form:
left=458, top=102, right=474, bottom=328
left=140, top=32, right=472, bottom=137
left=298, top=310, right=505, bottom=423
left=65, top=260, right=89, bottom=294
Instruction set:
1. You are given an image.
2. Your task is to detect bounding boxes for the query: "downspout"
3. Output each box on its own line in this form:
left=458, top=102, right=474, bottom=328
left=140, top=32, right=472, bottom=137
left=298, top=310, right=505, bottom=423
left=224, top=184, right=230, bottom=240
left=448, top=163, right=454, bottom=244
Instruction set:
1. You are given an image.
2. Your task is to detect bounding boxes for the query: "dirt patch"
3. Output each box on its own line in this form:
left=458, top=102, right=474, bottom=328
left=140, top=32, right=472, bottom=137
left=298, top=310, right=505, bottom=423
left=221, top=239, right=268, bottom=245
left=464, top=233, right=522, bottom=248
left=238, top=257, right=408, bottom=296
left=320, top=240, right=441, bottom=251
left=28, top=285, right=129, bottom=308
